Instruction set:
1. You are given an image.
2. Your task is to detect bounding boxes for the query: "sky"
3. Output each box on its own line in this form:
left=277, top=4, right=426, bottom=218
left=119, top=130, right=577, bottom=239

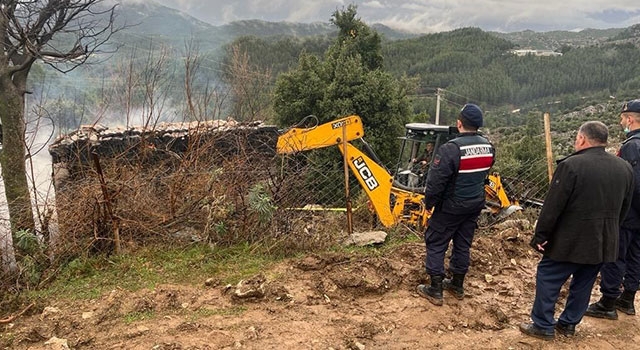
left=149, top=0, right=640, bottom=33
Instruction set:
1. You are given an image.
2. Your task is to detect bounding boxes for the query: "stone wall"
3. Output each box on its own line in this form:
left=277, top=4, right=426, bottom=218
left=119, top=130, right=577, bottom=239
left=48, top=119, right=280, bottom=191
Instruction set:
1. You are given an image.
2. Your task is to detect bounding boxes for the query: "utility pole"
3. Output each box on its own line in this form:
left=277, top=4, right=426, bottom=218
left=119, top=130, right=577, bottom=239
left=435, top=88, right=442, bottom=125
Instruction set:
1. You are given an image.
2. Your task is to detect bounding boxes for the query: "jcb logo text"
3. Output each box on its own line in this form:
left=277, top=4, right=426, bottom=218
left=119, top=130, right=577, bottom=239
left=353, top=157, right=379, bottom=191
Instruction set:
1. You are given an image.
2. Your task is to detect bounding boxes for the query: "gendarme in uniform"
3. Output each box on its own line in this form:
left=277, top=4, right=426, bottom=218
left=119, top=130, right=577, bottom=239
left=417, top=103, right=495, bottom=306
left=585, top=99, right=640, bottom=320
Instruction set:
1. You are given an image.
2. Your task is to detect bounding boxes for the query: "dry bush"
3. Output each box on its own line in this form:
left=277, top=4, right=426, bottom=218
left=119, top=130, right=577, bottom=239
left=51, top=127, right=360, bottom=259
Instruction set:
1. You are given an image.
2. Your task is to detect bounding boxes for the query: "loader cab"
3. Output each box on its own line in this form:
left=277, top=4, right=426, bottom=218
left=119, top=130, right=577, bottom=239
left=394, top=123, right=459, bottom=191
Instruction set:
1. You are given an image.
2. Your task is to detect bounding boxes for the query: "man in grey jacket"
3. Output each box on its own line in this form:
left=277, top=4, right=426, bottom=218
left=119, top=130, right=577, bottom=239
left=520, top=121, right=634, bottom=340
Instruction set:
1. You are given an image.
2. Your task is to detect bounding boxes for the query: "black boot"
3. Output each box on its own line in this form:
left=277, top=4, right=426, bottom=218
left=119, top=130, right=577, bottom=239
left=417, top=275, right=443, bottom=306
left=443, top=273, right=465, bottom=300
left=585, top=296, right=618, bottom=320
left=615, top=290, right=636, bottom=315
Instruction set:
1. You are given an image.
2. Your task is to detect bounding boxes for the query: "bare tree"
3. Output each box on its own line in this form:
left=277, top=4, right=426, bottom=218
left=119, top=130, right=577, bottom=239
left=224, top=45, right=273, bottom=122
left=183, top=39, right=228, bottom=122
left=0, top=1, right=117, bottom=237
left=109, top=43, right=174, bottom=128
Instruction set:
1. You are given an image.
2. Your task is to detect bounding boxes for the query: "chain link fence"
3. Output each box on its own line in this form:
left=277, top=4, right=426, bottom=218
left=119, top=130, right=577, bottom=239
left=492, top=157, right=551, bottom=208
left=0, top=122, right=555, bottom=301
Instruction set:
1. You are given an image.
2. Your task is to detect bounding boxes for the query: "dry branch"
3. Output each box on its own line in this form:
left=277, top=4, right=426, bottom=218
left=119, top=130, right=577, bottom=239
left=0, top=302, right=34, bottom=324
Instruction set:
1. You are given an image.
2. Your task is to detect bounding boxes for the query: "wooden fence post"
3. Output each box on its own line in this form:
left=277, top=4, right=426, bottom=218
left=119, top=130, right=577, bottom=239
left=543, top=113, right=554, bottom=183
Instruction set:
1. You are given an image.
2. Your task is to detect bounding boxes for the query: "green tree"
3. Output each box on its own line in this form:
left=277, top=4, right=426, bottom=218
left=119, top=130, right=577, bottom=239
left=328, top=5, right=383, bottom=71
left=274, top=5, right=411, bottom=166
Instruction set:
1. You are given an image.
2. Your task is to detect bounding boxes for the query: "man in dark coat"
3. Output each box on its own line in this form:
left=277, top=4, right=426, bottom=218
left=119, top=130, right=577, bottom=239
left=520, top=121, right=634, bottom=341
left=586, top=99, right=640, bottom=319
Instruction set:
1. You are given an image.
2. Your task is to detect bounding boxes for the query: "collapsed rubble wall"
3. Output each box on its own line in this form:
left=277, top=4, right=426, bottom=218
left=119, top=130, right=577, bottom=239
left=49, top=119, right=280, bottom=191
left=47, top=119, right=281, bottom=253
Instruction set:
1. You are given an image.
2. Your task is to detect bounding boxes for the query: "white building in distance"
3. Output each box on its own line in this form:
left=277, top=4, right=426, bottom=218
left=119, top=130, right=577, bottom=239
left=510, top=49, right=563, bottom=57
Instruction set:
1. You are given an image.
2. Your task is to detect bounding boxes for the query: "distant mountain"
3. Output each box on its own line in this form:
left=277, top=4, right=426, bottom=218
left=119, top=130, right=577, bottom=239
left=109, top=1, right=415, bottom=56
left=371, top=23, right=419, bottom=40
left=115, top=1, right=212, bottom=36
left=111, top=1, right=214, bottom=50
left=218, top=20, right=335, bottom=39
left=490, top=28, right=625, bottom=50
left=111, top=2, right=638, bottom=54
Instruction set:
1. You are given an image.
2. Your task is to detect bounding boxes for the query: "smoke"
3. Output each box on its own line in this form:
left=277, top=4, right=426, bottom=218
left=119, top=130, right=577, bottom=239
left=0, top=100, right=53, bottom=272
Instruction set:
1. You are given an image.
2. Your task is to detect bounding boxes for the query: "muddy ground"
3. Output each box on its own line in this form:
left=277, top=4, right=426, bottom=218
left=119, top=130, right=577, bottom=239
left=2, top=219, right=639, bottom=350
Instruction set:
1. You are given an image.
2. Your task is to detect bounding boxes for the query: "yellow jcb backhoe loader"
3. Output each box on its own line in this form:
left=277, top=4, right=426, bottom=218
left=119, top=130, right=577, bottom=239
left=277, top=115, right=521, bottom=231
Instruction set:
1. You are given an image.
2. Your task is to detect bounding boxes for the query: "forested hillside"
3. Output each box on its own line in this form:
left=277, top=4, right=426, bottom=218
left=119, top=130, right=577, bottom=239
left=383, top=28, right=640, bottom=106
left=491, top=28, right=625, bottom=50
left=225, top=26, right=640, bottom=123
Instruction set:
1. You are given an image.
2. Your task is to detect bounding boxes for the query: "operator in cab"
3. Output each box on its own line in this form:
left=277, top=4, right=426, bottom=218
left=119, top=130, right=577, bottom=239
left=417, top=103, right=495, bottom=306
left=413, top=142, right=435, bottom=167
left=411, top=142, right=435, bottom=186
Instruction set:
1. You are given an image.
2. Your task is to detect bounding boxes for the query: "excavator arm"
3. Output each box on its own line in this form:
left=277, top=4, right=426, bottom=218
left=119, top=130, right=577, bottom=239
left=337, top=143, right=396, bottom=226
left=277, top=115, right=365, bottom=153
left=277, top=115, right=399, bottom=227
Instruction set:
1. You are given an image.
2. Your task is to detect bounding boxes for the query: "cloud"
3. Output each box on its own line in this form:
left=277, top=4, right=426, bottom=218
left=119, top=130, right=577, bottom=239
left=363, top=1, right=386, bottom=9
left=360, top=0, right=640, bottom=33
left=281, top=0, right=346, bottom=23
left=151, top=0, right=640, bottom=32
left=588, top=8, right=640, bottom=23
left=220, top=4, right=240, bottom=23
left=285, top=0, right=338, bottom=23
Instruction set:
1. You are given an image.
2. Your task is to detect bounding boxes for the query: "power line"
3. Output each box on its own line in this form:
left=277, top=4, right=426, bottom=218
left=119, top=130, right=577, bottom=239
left=441, top=96, right=465, bottom=108
left=439, top=88, right=473, bottom=101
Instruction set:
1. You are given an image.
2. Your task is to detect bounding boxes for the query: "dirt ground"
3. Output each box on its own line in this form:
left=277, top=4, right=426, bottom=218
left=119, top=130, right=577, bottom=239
left=2, top=219, right=640, bottom=350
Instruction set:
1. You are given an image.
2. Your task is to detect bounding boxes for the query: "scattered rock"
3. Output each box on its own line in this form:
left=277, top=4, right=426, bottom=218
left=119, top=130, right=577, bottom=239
left=126, top=325, right=151, bottom=339
left=40, top=307, right=62, bottom=321
left=171, top=227, right=203, bottom=243
left=269, top=284, right=293, bottom=302
left=152, top=344, right=184, bottom=350
left=232, top=274, right=267, bottom=301
left=494, top=219, right=531, bottom=231
left=204, top=278, right=220, bottom=287
left=346, top=339, right=366, bottom=350
left=484, top=274, right=494, bottom=283
left=343, top=231, right=387, bottom=247
left=44, top=336, right=70, bottom=350
left=296, top=255, right=326, bottom=271
left=489, top=305, right=509, bottom=323
left=245, top=326, right=260, bottom=340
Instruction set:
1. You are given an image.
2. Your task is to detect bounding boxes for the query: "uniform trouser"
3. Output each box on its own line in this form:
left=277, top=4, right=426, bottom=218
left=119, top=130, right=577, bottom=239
left=600, top=226, right=640, bottom=297
left=531, top=256, right=602, bottom=332
left=424, top=209, right=480, bottom=276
